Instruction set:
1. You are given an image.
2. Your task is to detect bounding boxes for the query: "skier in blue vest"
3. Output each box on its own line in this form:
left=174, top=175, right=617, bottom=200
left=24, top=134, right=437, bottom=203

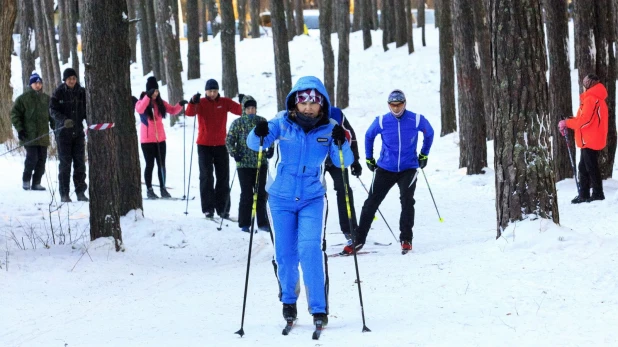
left=342, top=89, right=434, bottom=255
left=247, top=76, right=354, bottom=329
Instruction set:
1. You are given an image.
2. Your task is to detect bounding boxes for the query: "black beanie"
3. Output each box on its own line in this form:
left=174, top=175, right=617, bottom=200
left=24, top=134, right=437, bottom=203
left=146, top=76, right=159, bottom=91
left=62, top=68, right=77, bottom=81
left=244, top=99, right=257, bottom=109
left=205, top=79, right=219, bottom=90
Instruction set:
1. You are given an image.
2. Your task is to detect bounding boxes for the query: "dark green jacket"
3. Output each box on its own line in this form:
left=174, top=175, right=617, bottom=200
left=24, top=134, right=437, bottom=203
left=225, top=96, right=273, bottom=168
left=11, top=88, right=54, bottom=146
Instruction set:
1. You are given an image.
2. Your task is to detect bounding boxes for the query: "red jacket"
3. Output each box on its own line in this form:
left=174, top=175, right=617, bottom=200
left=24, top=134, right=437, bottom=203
left=566, top=83, right=608, bottom=150
left=185, top=95, right=242, bottom=146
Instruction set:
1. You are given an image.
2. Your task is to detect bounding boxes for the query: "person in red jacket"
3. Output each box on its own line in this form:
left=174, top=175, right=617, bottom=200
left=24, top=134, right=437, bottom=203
left=559, top=73, right=608, bottom=203
left=185, top=79, right=242, bottom=220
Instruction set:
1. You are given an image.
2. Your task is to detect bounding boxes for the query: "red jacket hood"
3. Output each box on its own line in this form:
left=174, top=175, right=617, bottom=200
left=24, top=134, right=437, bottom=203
left=581, top=83, right=608, bottom=102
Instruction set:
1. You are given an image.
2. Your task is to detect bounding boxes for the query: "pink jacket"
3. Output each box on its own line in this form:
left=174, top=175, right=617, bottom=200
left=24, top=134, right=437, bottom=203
left=135, top=96, right=182, bottom=143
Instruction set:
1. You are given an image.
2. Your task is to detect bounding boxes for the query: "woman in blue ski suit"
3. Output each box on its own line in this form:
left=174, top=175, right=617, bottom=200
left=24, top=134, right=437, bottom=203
left=247, top=76, right=354, bottom=326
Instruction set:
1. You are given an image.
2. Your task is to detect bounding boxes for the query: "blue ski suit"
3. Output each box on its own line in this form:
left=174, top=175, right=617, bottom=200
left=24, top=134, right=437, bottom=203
left=247, top=76, right=354, bottom=315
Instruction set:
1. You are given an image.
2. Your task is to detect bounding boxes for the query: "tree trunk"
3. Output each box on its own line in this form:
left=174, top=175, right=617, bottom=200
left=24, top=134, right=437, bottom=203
left=490, top=0, right=559, bottom=238
left=18, top=0, right=35, bottom=89
left=352, top=0, right=361, bottom=32
left=145, top=0, right=163, bottom=81
left=202, top=0, right=209, bottom=41
left=371, top=0, right=379, bottom=30
left=336, top=0, right=350, bottom=109
left=220, top=0, right=239, bottom=97
left=127, top=0, right=137, bottom=63
left=68, top=0, right=79, bottom=74
left=453, top=0, right=486, bottom=174
left=418, top=0, right=426, bottom=46
left=250, top=0, right=260, bottom=38
left=438, top=0, right=455, bottom=136
left=381, top=0, right=390, bottom=51
left=156, top=0, right=185, bottom=117
left=472, top=0, right=493, bottom=140
left=319, top=0, right=335, bottom=100
left=284, top=0, right=295, bottom=41
left=135, top=0, right=152, bottom=75
left=187, top=0, right=200, bottom=79
left=271, top=0, right=293, bottom=110
left=81, top=0, right=126, bottom=250
left=207, top=0, right=220, bottom=38
left=0, top=0, right=17, bottom=143
left=394, top=0, right=407, bottom=47
left=406, top=0, right=415, bottom=53
left=170, top=0, right=182, bottom=73
left=361, top=0, right=372, bottom=49
left=295, top=0, right=305, bottom=36
left=58, top=0, right=70, bottom=64
left=237, top=0, right=248, bottom=41
left=32, top=0, right=51, bottom=94
left=43, top=0, right=61, bottom=87
left=434, top=0, right=440, bottom=28
left=543, top=0, right=574, bottom=182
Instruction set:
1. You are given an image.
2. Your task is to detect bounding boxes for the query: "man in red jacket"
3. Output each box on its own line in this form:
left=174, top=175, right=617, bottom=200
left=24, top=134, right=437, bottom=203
left=186, top=79, right=242, bottom=220
left=559, top=73, right=608, bottom=203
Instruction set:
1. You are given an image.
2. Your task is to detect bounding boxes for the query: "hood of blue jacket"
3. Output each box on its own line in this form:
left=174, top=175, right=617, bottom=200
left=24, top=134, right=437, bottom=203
left=285, top=76, right=331, bottom=119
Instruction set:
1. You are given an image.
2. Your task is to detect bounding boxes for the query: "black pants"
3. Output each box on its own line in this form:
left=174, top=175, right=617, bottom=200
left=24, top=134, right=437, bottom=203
left=198, top=145, right=230, bottom=215
left=23, top=146, right=48, bottom=184
left=237, top=166, right=269, bottom=228
left=141, top=141, right=167, bottom=188
left=355, top=167, right=418, bottom=244
left=324, top=165, right=358, bottom=235
left=57, top=135, right=87, bottom=196
left=579, top=148, right=603, bottom=197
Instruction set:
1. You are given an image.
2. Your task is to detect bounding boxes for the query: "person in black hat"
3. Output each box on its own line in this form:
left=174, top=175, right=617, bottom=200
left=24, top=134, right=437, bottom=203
left=50, top=67, right=89, bottom=203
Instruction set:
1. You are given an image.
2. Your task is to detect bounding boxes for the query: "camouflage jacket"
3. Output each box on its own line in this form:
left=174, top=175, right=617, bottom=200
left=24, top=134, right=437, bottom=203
left=226, top=96, right=273, bottom=168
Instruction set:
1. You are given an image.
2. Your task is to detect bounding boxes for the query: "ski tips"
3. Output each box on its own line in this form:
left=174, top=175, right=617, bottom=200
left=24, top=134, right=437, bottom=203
left=362, top=325, right=371, bottom=332
left=439, top=217, right=444, bottom=223
left=234, top=328, right=245, bottom=337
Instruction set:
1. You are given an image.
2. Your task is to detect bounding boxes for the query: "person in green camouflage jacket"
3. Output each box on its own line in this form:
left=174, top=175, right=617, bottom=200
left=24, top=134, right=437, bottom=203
left=226, top=95, right=272, bottom=232
left=10, top=72, right=54, bottom=191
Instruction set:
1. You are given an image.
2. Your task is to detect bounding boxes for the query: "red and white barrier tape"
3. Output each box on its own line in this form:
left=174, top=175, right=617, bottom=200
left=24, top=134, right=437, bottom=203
left=88, top=123, right=115, bottom=130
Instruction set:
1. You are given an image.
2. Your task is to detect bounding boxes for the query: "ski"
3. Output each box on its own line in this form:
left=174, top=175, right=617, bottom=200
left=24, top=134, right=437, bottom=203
left=281, top=319, right=296, bottom=335
left=145, top=196, right=194, bottom=201
left=312, top=321, right=324, bottom=340
left=373, top=242, right=392, bottom=246
left=402, top=250, right=410, bottom=255
left=328, top=250, right=378, bottom=258
left=141, top=182, right=173, bottom=189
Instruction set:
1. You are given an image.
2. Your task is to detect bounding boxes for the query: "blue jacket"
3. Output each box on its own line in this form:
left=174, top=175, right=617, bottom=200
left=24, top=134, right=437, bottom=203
left=365, top=109, right=434, bottom=172
left=247, top=76, right=354, bottom=200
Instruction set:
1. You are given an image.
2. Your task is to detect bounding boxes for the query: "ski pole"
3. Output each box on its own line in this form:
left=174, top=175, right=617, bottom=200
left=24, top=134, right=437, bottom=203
left=184, top=104, right=199, bottom=215
left=235, top=136, right=265, bottom=338
left=338, top=141, right=371, bottom=333
left=562, top=124, right=580, bottom=195
left=420, top=168, right=444, bottom=222
left=0, top=126, right=65, bottom=157
left=153, top=115, right=166, bottom=193
left=183, top=103, right=187, bottom=200
left=356, top=176, right=399, bottom=243
left=218, top=168, right=237, bottom=231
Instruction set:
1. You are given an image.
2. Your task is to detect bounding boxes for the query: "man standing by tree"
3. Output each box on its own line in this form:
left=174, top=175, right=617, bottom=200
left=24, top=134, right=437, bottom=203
left=11, top=71, right=54, bottom=191
left=50, top=68, right=89, bottom=203
left=186, top=79, right=242, bottom=220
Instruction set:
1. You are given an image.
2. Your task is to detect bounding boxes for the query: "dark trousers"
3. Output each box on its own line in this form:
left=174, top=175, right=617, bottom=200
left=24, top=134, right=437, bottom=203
left=324, top=165, right=358, bottom=235
left=579, top=148, right=603, bottom=197
left=23, top=146, right=48, bottom=184
left=141, top=141, right=167, bottom=188
left=237, top=166, right=269, bottom=228
left=355, top=167, right=418, bottom=244
left=57, top=135, right=87, bottom=196
left=198, top=145, right=230, bottom=215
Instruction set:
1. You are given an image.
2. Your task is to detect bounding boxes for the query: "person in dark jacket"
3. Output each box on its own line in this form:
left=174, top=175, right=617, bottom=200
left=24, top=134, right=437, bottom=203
left=324, top=107, right=362, bottom=243
left=343, top=89, right=434, bottom=255
left=225, top=95, right=272, bottom=232
left=247, top=76, right=354, bottom=329
left=11, top=72, right=54, bottom=191
left=49, top=68, right=88, bottom=203
left=185, top=79, right=242, bottom=221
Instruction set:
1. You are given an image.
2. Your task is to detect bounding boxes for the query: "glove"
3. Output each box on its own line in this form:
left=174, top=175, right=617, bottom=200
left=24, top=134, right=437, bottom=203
left=233, top=154, right=243, bottom=162
left=179, top=100, right=188, bottom=107
left=331, top=124, right=346, bottom=144
left=64, top=119, right=74, bottom=128
left=351, top=161, right=363, bottom=177
left=418, top=153, right=428, bottom=169
left=146, top=89, right=156, bottom=98
left=366, top=158, right=377, bottom=172
left=558, top=120, right=567, bottom=136
left=18, top=130, right=26, bottom=142
left=191, top=93, right=201, bottom=104
left=239, top=93, right=245, bottom=104
left=254, top=121, right=269, bottom=137
left=266, top=147, right=275, bottom=159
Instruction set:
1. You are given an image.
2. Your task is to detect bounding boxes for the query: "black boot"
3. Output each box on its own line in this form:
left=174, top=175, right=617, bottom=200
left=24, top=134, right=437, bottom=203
left=571, top=195, right=590, bottom=204
left=61, top=194, right=72, bottom=203
left=22, top=181, right=31, bottom=190
left=31, top=183, right=46, bottom=191
left=147, top=188, right=159, bottom=199
left=76, top=192, right=89, bottom=202
left=590, top=191, right=605, bottom=201
left=282, top=303, right=297, bottom=321
left=160, top=187, right=172, bottom=199
left=313, top=313, right=328, bottom=327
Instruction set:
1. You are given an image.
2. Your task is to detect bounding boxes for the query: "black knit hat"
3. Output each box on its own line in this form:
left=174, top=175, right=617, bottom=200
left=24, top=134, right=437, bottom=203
left=205, top=79, right=219, bottom=90
left=62, top=68, right=77, bottom=81
left=146, top=76, right=159, bottom=91
left=244, top=99, right=257, bottom=109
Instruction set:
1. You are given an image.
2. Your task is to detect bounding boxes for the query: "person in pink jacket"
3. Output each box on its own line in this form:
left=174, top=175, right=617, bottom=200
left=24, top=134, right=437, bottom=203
left=135, top=76, right=187, bottom=199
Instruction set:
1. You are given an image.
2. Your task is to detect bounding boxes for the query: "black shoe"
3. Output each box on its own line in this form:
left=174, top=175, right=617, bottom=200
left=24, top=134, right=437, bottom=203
left=312, top=313, right=328, bottom=327
left=282, top=303, right=297, bottom=321
left=147, top=188, right=159, bottom=199
left=76, top=192, right=89, bottom=202
left=61, top=195, right=72, bottom=203
left=22, top=181, right=31, bottom=190
left=571, top=195, right=590, bottom=204
left=31, top=184, right=46, bottom=191
left=590, top=192, right=605, bottom=201
left=160, top=188, right=172, bottom=198
left=205, top=212, right=215, bottom=220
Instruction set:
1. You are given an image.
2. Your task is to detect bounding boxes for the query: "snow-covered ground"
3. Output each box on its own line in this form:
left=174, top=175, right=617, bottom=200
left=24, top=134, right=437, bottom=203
left=2, top=24, right=618, bottom=347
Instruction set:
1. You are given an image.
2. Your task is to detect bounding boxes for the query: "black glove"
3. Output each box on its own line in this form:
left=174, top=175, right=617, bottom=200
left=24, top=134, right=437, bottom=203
left=147, top=89, right=156, bottom=98
left=179, top=100, right=188, bottom=107
left=191, top=93, right=201, bottom=104
left=351, top=161, right=362, bottom=177
left=266, top=147, right=275, bottom=159
left=64, top=119, right=74, bottom=128
left=331, top=124, right=346, bottom=144
left=418, top=153, right=428, bottom=169
left=239, top=93, right=245, bottom=104
left=233, top=154, right=243, bottom=162
left=254, top=121, right=269, bottom=137
left=366, top=158, right=377, bottom=172
left=18, top=130, right=26, bottom=142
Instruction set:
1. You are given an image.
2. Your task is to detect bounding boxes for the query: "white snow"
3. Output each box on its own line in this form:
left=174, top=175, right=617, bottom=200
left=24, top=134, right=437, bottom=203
left=2, top=23, right=618, bottom=347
